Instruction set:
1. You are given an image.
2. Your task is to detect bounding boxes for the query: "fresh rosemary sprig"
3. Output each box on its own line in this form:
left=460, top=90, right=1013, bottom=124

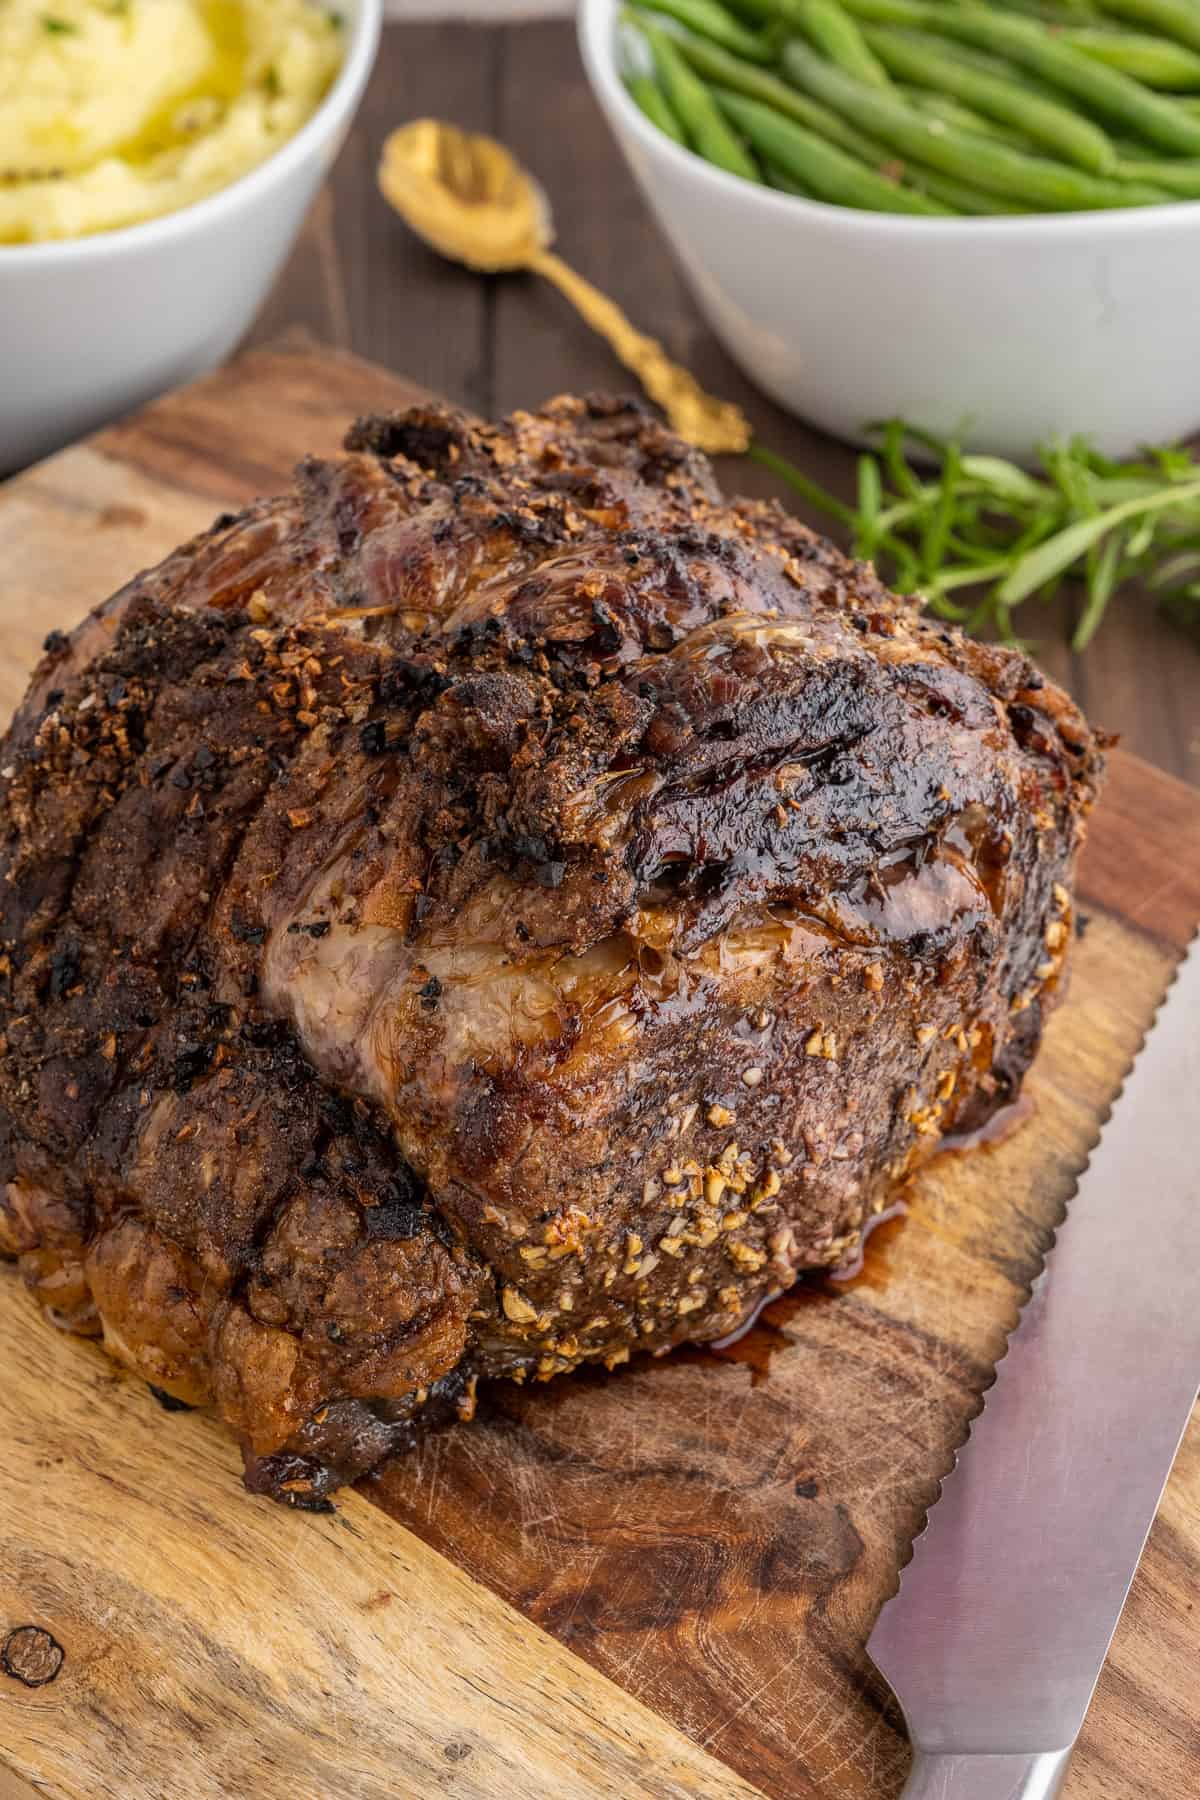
left=751, top=425, right=1200, bottom=648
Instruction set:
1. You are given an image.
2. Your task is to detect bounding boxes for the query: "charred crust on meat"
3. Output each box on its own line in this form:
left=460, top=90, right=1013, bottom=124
left=359, top=719, right=396, bottom=755
left=242, top=1451, right=338, bottom=1512
left=0, top=393, right=1104, bottom=1506
left=361, top=1173, right=427, bottom=1242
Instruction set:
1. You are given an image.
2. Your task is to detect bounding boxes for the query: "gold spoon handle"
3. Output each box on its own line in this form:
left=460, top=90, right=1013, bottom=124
left=527, top=248, right=749, bottom=456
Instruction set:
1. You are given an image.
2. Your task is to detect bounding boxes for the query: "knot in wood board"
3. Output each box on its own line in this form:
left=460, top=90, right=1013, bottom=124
left=1, top=1625, right=65, bottom=1688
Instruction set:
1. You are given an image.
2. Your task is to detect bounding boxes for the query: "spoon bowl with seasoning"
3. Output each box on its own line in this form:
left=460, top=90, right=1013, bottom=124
left=377, top=118, right=750, bottom=455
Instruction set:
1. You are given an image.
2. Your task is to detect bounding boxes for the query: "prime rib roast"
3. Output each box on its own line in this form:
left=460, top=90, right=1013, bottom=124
left=0, top=396, right=1103, bottom=1507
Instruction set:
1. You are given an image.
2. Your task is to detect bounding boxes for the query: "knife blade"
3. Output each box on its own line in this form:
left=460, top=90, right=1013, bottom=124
left=868, top=936, right=1200, bottom=1800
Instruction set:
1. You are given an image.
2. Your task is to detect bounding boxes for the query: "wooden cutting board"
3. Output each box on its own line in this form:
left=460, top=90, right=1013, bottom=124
left=1, top=340, right=1197, bottom=1800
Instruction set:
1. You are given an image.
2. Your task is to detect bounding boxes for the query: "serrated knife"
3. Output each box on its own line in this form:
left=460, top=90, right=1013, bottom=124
left=868, top=937, right=1200, bottom=1800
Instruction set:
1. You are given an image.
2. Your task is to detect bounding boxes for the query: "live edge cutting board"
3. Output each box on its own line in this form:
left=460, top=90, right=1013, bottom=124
left=1, top=341, right=1198, bottom=1800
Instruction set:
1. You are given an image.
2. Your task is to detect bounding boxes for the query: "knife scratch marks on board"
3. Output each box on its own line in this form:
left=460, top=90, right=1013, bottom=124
left=813, top=1711, right=900, bottom=1794
left=795, top=1687, right=858, bottom=1767
left=451, top=1426, right=501, bottom=1514
left=513, top=1459, right=557, bottom=1557
left=700, top=1642, right=813, bottom=1751
left=1127, top=870, right=1187, bottom=932
left=607, top=1597, right=663, bottom=1687
left=538, top=1542, right=607, bottom=1642
left=515, top=1513, right=559, bottom=1534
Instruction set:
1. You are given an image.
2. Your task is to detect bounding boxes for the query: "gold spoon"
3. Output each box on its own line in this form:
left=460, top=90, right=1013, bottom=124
left=377, top=119, right=750, bottom=456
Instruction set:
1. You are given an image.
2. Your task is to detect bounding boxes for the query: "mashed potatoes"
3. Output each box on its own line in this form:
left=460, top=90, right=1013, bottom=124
left=0, top=1, right=344, bottom=244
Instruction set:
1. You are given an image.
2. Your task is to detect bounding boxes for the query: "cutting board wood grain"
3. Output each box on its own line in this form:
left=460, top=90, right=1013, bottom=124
left=1, top=340, right=1197, bottom=1800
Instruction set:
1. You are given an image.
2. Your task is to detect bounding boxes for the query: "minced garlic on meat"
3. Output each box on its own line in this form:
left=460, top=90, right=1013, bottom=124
left=0, top=0, right=343, bottom=244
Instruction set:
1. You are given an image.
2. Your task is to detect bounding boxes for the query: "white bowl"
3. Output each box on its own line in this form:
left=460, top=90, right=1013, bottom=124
left=579, top=0, right=1200, bottom=459
left=0, top=0, right=382, bottom=474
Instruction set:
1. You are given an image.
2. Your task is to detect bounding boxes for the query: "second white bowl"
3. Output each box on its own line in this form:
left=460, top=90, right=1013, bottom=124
left=579, top=0, right=1200, bottom=459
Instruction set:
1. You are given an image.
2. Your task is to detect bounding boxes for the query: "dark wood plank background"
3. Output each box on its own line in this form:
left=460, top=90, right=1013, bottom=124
left=249, top=17, right=1199, bottom=787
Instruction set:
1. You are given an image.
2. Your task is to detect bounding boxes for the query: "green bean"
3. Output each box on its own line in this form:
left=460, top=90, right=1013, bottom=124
left=724, top=0, right=807, bottom=21
left=901, top=90, right=1052, bottom=187
left=1058, top=26, right=1200, bottom=88
left=1116, top=153, right=1200, bottom=189
left=626, top=73, right=689, bottom=141
left=797, top=0, right=894, bottom=85
left=630, top=0, right=775, bottom=60
left=901, top=83, right=1036, bottom=143
left=902, top=24, right=1167, bottom=120
left=864, top=24, right=1116, bottom=167
left=945, top=6, right=1200, bottom=149
left=714, top=88, right=953, bottom=208
left=902, top=161, right=1033, bottom=210
left=836, top=0, right=1200, bottom=152
left=764, top=157, right=812, bottom=191
left=639, top=17, right=762, bottom=176
left=831, top=0, right=1016, bottom=21
left=924, top=21, right=1200, bottom=127
left=631, top=15, right=1013, bottom=207
left=631, top=10, right=895, bottom=146
left=989, top=0, right=1102, bottom=17
left=894, top=28, right=1060, bottom=81
left=1092, top=0, right=1200, bottom=55
left=782, top=40, right=1170, bottom=205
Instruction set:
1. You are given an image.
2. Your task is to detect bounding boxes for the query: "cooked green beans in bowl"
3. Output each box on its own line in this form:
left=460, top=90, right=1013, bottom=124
left=579, top=0, right=1200, bottom=461
left=616, top=0, right=1200, bottom=214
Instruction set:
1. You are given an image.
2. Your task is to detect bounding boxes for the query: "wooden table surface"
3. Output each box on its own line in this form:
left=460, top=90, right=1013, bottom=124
left=249, top=16, right=1199, bottom=787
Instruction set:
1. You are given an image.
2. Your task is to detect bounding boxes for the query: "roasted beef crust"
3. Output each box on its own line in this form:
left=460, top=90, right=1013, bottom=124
left=0, top=396, right=1104, bottom=1505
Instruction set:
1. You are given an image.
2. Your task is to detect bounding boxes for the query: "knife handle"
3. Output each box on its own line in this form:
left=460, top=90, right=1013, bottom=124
left=903, top=1749, right=1071, bottom=1799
